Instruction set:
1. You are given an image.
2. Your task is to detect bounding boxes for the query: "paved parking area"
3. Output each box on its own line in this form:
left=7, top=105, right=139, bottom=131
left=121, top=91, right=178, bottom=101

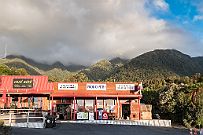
left=12, top=123, right=189, bottom=135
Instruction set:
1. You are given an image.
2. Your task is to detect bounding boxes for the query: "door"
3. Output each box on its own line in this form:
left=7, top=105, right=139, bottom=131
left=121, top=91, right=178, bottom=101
left=122, top=104, right=130, bottom=119
left=56, top=104, right=71, bottom=120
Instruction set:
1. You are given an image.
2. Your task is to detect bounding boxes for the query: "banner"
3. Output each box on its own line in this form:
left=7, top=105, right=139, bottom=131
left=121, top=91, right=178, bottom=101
left=86, top=84, right=106, bottom=90
left=58, top=83, right=78, bottom=90
left=116, top=84, right=135, bottom=90
left=89, top=112, right=94, bottom=120
left=77, top=112, right=89, bottom=120
left=13, top=79, right=33, bottom=89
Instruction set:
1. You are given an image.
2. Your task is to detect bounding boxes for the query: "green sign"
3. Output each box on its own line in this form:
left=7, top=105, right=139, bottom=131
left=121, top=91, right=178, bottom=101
left=13, top=79, right=33, bottom=89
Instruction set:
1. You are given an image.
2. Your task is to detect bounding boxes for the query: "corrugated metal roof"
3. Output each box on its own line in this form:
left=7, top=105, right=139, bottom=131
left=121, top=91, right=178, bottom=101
left=0, top=76, right=53, bottom=94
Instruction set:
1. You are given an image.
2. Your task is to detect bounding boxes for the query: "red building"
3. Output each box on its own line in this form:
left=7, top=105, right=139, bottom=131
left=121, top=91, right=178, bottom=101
left=0, top=76, right=53, bottom=110
left=0, top=76, right=151, bottom=120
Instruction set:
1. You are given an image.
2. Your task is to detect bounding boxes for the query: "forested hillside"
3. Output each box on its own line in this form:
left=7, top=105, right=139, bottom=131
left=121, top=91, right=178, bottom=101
left=107, top=49, right=203, bottom=82
left=142, top=74, right=203, bottom=128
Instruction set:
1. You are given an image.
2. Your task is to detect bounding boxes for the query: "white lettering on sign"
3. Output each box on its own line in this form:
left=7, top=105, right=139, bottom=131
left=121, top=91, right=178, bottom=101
left=86, top=84, right=106, bottom=90
left=116, top=84, right=135, bottom=90
left=58, top=83, right=78, bottom=90
left=77, top=112, right=88, bottom=120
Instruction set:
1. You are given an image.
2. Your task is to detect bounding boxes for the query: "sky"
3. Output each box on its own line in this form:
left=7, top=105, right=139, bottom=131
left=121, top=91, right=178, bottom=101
left=0, top=0, right=203, bottom=65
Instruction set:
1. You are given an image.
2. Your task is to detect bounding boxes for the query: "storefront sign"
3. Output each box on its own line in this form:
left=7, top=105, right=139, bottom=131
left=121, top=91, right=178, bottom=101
left=58, top=83, right=78, bottom=90
left=77, top=112, right=89, bottom=120
left=102, top=112, right=108, bottom=120
left=86, top=84, right=106, bottom=90
left=89, top=112, right=94, bottom=120
left=116, top=84, right=135, bottom=90
left=13, top=79, right=33, bottom=89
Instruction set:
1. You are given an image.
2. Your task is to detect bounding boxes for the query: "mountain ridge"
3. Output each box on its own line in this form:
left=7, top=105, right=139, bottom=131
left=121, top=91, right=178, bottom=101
left=2, top=49, right=203, bottom=82
left=6, top=55, right=86, bottom=72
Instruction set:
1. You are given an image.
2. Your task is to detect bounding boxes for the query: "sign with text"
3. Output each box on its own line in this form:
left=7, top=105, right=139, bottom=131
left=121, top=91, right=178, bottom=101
left=58, top=83, right=78, bottom=90
left=116, top=84, right=135, bottom=90
left=77, top=112, right=89, bottom=120
left=86, top=84, right=106, bottom=90
left=13, top=79, right=33, bottom=89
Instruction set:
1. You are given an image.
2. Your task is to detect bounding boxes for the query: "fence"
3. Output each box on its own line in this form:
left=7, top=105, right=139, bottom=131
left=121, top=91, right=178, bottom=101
left=0, top=109, right=46, bottom=128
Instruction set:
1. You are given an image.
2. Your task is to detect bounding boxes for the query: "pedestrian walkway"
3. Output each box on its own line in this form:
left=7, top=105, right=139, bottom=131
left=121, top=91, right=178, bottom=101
left=59, top=119, right=171, bottom=127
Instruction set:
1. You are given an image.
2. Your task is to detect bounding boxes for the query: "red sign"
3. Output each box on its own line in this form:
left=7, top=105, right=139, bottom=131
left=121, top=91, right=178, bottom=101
left=102, top=112, right=108, bottom=120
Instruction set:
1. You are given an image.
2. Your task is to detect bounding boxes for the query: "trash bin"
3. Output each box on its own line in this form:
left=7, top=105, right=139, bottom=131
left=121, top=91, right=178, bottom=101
left=44, top=115, right=56, bottom=128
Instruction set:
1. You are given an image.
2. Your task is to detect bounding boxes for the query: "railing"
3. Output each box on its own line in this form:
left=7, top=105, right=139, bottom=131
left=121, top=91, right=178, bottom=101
left=0, top=109, right=46, bottom=128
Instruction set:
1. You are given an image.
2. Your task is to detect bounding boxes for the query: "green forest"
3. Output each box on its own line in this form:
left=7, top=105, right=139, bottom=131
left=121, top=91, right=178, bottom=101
left=141, top=74, right=203, bottom=128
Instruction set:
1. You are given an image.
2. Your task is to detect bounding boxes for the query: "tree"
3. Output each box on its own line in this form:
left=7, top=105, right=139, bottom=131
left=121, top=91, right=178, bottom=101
left=69, top=72, right=89, bottom=82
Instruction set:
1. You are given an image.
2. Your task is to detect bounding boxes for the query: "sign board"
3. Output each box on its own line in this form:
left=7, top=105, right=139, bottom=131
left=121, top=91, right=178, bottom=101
left=89, top=112, right=94, bottom=120
left=13, top=79, right=33, bottom=89
left=102, top=112, right=108, bottom=120
left=116, top=84, right=135, bottom=90
left=58, top=83, right=78, bottom=90
left=77, top=112, right=89, bottom=120
left=86, top=84, right=106, bottom=90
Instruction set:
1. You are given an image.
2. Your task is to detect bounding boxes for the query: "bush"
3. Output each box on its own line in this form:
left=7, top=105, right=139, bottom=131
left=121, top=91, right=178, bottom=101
left=0, top=126, right=12, bottom=135
left=0, top=120, right=4, bottom=126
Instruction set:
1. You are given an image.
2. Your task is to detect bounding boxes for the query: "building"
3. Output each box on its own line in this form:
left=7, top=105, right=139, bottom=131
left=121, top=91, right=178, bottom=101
left=0, top=75, right=151, bottom=120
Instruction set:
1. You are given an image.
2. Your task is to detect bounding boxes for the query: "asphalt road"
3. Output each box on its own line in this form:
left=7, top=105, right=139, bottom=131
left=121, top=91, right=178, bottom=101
left=12, top=123, right=189, bottom=135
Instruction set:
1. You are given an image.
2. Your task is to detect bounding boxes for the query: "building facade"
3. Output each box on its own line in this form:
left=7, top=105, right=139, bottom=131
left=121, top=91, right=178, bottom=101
left=0, top=75, right=151, bottom=120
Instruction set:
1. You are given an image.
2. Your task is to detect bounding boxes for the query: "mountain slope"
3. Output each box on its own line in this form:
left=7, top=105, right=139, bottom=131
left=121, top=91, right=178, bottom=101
left=108, top=49, right=203, bottom=82
left=6, top=55, right=86, bottom=72
left=2, top=49, right=203, bottom=82
left=0, top=58, right=42, bottom=75
left=193, top=56, right=203, bottom=68
left=129, top=49, right=203, bottom=75
left=109, top=57, right=129, bottom=67
left=81, top=60, right=113, bottom=81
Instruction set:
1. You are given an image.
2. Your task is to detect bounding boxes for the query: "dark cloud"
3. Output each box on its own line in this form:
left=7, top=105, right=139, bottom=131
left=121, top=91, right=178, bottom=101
left=0, top=0, right=202, bottom=65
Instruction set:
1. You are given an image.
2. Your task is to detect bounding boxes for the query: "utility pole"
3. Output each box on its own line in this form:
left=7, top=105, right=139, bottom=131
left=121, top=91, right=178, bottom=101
left=4, top=43, right=7, bottom=59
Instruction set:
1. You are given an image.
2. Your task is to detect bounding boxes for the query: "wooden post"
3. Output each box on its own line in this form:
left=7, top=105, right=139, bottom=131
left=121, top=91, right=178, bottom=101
left=51, top=95, right=53, bottom=115
left=84, top=99, right=85, bottom=111
left=138, top=96, right=141, bottom=120
left=117, top=96, right=119, bottom=119
left=48, top=96, right=50, bottom=111
left=70, top=105, right=72, bottom=120
left=103, top=99, right=104, bottom=110
left=73, top=96, right=76, bottom=120
left=95, top=96, right=97, bottom=120
left=27, top=112, right=29, bottom=128
left=9, top=113, right=12, bottom=126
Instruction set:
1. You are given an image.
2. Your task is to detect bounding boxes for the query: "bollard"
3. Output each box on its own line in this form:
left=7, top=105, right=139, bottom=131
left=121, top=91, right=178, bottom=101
left=190, top=128, right=193, bottom=135
left=200, top=128, right=203, bottom=135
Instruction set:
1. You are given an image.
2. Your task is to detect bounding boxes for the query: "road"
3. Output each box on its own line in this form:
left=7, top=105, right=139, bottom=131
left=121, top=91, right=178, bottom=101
left=12, top=123, right=189, bottom=135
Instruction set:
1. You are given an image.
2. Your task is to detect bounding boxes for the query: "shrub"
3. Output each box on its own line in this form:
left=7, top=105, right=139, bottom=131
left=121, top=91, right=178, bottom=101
left=0, top=126, right=12, bottom=135
left=0, top=120, right=4, bottom=126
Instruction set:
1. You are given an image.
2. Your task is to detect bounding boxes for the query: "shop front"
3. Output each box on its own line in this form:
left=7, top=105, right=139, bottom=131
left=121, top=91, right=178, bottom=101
left=51, top=82, right=143, bottom=120
left=0, top=76, right=152, bottom=121
left=0, top=76, right=53, bottom=110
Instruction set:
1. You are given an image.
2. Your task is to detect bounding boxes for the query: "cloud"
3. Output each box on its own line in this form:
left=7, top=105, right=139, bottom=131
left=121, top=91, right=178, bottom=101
left=193, top=15, right=203, bottom=21
left=0, top=0, right=202, bottom=65
left=193, top=1, right=203, bottom=21
left=152, top=0, right=169, bottom=11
